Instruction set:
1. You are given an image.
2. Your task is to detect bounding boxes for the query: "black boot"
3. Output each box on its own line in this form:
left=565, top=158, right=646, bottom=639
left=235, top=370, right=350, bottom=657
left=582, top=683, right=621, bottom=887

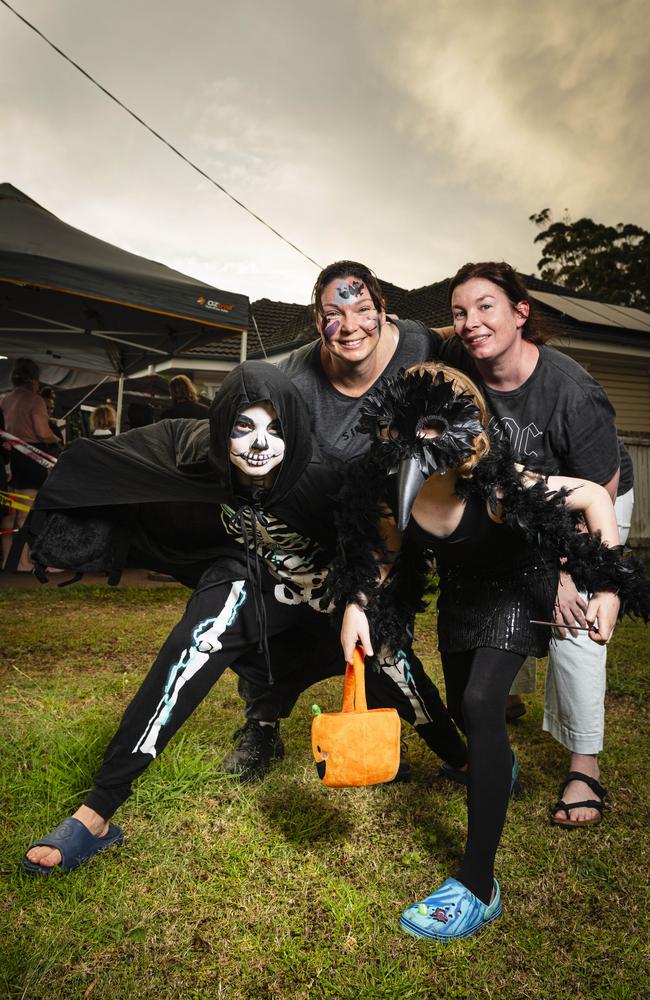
left=220, top=720, right=284, bottom=782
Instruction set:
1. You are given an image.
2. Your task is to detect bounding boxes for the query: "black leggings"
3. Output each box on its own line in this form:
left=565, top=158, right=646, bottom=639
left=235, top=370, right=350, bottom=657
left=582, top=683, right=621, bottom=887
left=441, top=647, right=525, bottom=905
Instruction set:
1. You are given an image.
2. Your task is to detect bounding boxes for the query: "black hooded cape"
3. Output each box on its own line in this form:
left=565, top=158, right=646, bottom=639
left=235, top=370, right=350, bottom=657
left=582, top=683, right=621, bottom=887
left=27, top=362, right=343, bottom=588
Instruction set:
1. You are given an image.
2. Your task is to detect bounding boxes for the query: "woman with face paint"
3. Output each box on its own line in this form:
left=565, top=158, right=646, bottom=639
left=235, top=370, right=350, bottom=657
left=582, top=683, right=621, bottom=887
left=334, top=362, right=648, bottom=941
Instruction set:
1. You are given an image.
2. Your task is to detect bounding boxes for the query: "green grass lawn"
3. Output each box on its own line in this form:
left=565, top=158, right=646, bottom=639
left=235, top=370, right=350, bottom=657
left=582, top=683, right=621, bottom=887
left=1, top=585, right=648, bottom=1000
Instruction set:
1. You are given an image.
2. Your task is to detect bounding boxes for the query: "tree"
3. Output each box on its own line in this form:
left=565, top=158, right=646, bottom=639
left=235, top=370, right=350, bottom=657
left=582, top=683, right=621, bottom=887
left=529, top=209, right=650, bottom=311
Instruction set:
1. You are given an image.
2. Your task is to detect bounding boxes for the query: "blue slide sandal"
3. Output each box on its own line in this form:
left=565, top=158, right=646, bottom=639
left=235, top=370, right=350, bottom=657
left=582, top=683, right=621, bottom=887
left=21, top=817, right=124, bottom=875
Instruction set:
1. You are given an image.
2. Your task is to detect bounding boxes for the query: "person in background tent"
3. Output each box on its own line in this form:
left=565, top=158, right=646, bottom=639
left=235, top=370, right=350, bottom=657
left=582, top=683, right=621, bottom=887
left=0, top=358, right=59, bottom=570
left=89, top=404, right=117, bottom=438
left=39, top=387, right=64, bottom=455
left=160, top=374, right=209, bottom=420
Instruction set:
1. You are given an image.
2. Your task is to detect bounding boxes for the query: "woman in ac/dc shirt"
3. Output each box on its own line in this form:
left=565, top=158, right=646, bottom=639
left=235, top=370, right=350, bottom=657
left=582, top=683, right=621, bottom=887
left=442, top=261, right=633, bottom=828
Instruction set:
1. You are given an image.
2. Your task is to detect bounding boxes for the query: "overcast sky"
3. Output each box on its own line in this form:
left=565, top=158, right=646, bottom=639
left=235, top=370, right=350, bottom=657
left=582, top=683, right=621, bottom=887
left=1, top=0, right=648, bottom=305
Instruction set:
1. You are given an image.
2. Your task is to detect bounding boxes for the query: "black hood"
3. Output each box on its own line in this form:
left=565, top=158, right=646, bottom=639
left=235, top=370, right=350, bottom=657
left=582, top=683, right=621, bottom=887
left=208, top=361, right=313, bottom=505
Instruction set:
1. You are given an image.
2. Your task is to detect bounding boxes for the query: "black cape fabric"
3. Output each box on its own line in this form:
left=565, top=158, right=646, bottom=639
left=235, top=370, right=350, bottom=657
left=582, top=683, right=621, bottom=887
left=28, top=362, right=342, bottom=588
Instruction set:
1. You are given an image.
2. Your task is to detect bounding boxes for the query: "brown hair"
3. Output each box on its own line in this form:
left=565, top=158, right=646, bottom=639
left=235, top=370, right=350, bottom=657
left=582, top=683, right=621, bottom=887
left=448, top=261, right=543, bottom=343
left=169, top=374, right=198, bottom=403
left=90, top=404, right=117, bottom=432
left=11, top=357, right=40, bottom=387
left=312, top=260, right=385, bottom=329
left=405, top=362, right=491, bottom=476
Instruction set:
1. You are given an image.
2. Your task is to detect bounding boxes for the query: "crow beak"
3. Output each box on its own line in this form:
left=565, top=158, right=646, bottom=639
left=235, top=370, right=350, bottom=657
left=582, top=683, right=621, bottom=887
left=396, top=456, right=426, bottom=532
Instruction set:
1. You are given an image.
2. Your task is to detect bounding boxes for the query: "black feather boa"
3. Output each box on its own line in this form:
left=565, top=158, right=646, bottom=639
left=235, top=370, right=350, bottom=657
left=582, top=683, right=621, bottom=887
left=357, top=368, right=484, bottom=477
left=328, top=435, right=649, bottom=659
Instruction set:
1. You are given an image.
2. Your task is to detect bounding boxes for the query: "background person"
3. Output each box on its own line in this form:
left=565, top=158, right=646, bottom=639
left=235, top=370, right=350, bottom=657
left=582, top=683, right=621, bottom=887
left=160, top=374, right=209, bottom=420
left=89, top=404, right=117, bottom=438
left=0, top=357, right=59, bottom=570
left=39, top=387, right=64, bottom=454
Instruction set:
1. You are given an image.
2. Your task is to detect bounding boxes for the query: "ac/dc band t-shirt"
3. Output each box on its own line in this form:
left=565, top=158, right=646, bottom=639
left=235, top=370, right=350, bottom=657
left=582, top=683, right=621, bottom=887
left=440, top=342, right=622, bottom=486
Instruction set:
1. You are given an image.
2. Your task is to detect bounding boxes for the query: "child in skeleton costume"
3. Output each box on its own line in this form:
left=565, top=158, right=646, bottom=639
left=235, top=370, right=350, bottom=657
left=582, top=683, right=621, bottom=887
left=333, top=362, right=649, bottom=942
left=22, top=361, right=467, bottom=875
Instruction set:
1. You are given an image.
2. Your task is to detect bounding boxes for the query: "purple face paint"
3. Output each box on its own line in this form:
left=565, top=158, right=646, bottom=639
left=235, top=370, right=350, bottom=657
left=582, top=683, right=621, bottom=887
left=323, top=318, right=340, bottom=340
left=358, top=315, right=378, bottom=333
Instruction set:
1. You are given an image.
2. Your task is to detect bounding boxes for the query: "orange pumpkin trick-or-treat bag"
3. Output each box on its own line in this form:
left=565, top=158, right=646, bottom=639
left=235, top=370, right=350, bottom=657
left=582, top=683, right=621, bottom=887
left=311, top=647, right=401, bottom=787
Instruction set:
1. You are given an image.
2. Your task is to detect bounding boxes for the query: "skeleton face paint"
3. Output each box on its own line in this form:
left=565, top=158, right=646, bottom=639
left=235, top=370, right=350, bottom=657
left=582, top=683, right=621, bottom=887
left=229, top=402, right=285, bottom=483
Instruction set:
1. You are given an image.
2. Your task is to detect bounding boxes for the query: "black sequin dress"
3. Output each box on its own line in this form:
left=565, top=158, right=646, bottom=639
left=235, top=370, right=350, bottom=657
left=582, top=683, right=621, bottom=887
left=405, top=493, right=557, bottom=657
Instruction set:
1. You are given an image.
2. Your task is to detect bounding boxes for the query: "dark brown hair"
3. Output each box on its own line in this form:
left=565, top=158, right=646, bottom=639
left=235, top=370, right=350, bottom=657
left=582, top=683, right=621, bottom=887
left=312, top=261, right=385, bottom=329
left=448, top=261, right=542, bottom=343
left=11, top=357, right=40, bottom=387
left=169, top=374, right=198, bottom=403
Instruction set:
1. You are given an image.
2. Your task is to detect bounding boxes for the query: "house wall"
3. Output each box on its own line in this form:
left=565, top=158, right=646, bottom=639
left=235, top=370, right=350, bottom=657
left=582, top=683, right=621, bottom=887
left=552, top=343, right=650, bottom=549
left=621, top=436, right=650, bottom=548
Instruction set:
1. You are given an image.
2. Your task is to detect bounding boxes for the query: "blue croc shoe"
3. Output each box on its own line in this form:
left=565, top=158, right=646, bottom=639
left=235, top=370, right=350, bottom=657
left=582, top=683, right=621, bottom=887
left=21, top=817, right=124, bottom=876
left=399, top=877, right=501, bottom=941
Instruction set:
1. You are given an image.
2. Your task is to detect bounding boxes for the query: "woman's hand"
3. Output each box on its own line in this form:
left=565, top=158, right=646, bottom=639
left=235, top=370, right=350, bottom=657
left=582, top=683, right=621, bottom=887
left=553, top=570, right=589, bottom=638
left=341, top=603, right=373, bottom=663
left=585, top=592, right=621, bottom=644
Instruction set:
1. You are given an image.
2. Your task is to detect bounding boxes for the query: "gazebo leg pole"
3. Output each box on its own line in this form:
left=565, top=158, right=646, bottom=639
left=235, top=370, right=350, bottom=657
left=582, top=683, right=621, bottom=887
left=116, top=374, right=125, bottom=434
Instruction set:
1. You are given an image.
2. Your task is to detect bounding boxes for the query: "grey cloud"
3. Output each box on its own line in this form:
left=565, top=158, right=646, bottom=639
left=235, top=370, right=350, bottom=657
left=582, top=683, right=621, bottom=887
left=0, top=0, right=646, bottom=303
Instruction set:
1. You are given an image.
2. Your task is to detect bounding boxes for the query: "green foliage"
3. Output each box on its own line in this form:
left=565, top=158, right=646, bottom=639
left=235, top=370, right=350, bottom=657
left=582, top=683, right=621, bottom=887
left=529, top=208, right=650, bottom=310
left=1, top=587, right=649, bottom=999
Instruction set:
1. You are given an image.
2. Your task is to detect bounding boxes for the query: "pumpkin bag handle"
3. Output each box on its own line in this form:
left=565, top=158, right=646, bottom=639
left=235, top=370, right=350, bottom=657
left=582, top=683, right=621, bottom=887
left=341, top=646, right=367, bottom=714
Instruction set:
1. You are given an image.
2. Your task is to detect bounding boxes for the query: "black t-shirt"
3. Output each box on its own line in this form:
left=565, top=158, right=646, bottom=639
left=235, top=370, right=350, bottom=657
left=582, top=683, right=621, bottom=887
left=160, top=400, right=210, bottom=420
left=280, top=327, right=628, bottom=491
left=439, top=340, right=622, bottom=487
left=279, top=320, right=442, bottom=461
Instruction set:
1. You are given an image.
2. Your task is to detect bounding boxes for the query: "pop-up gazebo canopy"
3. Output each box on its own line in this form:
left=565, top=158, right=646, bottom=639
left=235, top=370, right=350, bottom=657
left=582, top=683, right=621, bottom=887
left=0, top=184, right=249, bottom=421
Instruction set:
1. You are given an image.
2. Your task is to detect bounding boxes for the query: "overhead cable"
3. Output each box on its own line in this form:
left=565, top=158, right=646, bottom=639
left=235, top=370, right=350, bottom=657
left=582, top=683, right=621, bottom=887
left=0, top=0, right=323, bottom=269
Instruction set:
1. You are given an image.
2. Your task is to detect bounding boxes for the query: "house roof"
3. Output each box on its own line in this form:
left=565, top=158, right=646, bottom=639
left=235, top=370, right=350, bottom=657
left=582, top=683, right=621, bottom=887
left=182, top=271, right=650, bottom=366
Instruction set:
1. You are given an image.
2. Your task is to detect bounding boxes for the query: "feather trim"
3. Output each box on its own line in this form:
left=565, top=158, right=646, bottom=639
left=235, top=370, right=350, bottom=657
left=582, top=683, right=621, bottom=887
left=328, top=432, right=649, bottom=658
left=358, top=369, right=484, bottom=477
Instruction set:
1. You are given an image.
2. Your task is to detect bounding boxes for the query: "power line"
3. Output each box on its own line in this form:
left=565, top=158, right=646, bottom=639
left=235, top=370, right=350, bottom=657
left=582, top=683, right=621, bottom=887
left=0, top=0, right=323, bottom=270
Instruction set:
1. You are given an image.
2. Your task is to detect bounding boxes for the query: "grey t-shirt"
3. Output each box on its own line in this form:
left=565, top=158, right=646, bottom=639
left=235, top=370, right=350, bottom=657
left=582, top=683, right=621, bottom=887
left=279, top=320, right=443, bottom=461
left=439, top=339, right=627, bottom=490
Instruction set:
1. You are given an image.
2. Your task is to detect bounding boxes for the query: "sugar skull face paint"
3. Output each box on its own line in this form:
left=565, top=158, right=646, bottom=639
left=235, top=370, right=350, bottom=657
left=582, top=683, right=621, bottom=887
left=229, top=401, right=285, bottom=482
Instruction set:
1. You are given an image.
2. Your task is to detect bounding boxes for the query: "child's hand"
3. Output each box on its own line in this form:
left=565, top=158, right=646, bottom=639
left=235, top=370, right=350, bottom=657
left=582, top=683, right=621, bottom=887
left=341, top=603, right=373, bottom=663
left=585, top=592, right=621, bottom=644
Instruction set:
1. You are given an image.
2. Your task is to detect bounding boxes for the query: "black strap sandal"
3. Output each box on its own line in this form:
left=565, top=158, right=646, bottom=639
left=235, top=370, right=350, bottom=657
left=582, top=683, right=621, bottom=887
left=550, top=770, right=607, bottom=828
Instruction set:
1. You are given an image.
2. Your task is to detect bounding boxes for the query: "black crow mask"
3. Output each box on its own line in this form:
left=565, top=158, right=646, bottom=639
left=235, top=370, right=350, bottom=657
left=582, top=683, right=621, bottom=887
left=357, top=369, right=484, bottom=530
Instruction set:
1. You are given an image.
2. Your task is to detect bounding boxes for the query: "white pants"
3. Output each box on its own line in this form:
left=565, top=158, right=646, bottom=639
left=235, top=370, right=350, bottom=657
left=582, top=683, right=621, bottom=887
left=511, top=489, right=634, bottom=754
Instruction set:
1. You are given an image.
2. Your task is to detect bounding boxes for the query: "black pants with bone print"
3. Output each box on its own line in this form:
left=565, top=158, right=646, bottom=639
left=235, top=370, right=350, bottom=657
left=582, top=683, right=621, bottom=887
left=84, top=577, right=466, bottom=820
